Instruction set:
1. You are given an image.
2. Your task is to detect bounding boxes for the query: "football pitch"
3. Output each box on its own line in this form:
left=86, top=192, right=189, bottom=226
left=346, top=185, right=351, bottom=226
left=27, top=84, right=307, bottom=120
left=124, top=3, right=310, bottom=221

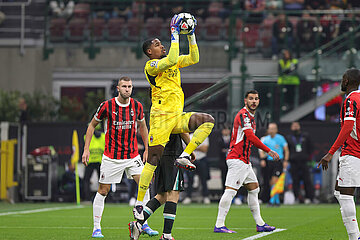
left=0, top=202, right=354, bottom=240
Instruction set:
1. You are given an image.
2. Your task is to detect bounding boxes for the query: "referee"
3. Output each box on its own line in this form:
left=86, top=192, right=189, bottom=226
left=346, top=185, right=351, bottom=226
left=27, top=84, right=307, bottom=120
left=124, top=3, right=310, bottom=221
left=259, top=122, right=289, bottom=205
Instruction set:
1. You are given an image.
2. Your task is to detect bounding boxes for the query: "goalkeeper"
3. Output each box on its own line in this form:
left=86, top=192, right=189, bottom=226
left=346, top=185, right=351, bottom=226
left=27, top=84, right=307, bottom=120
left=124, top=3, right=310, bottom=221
left=133, top=14, right=215, bottom=222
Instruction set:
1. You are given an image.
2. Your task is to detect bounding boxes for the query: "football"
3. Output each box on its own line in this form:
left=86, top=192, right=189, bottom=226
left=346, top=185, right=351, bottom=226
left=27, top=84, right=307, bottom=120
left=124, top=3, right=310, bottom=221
left=178, top=13, right=196, bottom=35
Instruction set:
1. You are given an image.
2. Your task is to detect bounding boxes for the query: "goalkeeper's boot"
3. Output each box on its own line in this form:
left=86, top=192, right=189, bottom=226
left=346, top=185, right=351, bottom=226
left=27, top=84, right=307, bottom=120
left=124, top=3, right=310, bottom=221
left=133, top=205, right=144, bottom=220
left=92, top=229, right=104, bottom=238
left=142, top=223, right=159, bottom=236
left=174, top=156, right=196, bottom=171
left=256, top=223, right=276, bottom=232
left=160, top=234, right=175, bottom=240
left=128, top=221, right=142, bottom=240
left=213, top=226, right=237, bottom=233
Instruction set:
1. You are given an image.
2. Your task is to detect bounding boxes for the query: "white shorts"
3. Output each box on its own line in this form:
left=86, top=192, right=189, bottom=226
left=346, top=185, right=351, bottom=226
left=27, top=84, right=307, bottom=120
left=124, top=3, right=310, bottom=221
left=337, top=155, right=360, bottom=187
left=225, top=159, right=258, bottom=190
left=99, top=154, right=144, bottom=184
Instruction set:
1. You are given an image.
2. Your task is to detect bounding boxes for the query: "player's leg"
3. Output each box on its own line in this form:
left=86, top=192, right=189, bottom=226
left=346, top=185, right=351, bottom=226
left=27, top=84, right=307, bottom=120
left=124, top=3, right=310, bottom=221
left=214, top=159, right=244, bottom=233
left=136, top=145, right=164, bottom=207
left=93, top=157, right=124, bottom=238
left=173, top=112, right=214, bottom=170
left=244, top=179, right=275, bottom=232
left=335, top=155, right=360, bottom=240
left=161, top=190, right=180, bottom=240
left=335, top=184, right=359, bottom=240
left=92, top=183, right=110, bottom=238
left=132, top=174, right=159, bottom=236
left=269, top=161, right=282, bottom=205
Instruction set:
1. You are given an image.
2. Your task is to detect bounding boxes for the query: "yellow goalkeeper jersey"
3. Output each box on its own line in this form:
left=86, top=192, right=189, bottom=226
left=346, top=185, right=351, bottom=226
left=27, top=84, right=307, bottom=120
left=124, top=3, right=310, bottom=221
left=144, top=38, right=199, bottom=114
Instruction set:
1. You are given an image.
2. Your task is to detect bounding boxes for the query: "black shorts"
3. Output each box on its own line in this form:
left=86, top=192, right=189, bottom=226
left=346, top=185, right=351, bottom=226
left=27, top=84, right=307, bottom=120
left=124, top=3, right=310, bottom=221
left=154, top=135, right=185, bottom=194
left=267, top=160, right=283, bottom=177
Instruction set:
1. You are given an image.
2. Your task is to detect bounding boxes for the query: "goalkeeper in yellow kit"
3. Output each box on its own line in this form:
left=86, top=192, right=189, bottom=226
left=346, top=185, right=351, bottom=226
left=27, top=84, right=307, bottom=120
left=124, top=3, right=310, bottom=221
left=133, top=14, right=215, bottom=223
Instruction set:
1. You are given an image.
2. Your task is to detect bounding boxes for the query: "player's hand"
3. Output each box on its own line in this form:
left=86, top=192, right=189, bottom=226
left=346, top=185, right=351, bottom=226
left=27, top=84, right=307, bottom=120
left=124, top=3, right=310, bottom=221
left=260, top=159, right=266, bottom=167
left=190, top=152, right=196, bottom=162
left=82, top=149, right=90, bottom=166
left=170, top=14, right=182, bottom=35
left=317, top=152, right=333, bottom=171
left=283, top=160, right=289, bottom=170
left=142, top=149, right=148, bottom=163
left=268, top=150, right=280, bottom=161
left=189, top=17, right=197, bottom=35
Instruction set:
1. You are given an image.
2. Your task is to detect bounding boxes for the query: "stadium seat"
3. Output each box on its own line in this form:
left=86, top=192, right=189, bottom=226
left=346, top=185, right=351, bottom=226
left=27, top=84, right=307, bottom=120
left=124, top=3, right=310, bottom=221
left=107, top=18, right=126, bottom=41
left=223, top=18, right=243, bottom=40
left=89, top=18, right=105, bottom=41
left=126, top=17, right=143, bottom=41
left=67, top=18, right=87, bottom=42
left=144, top=17, right=163, bottom=39
left=240, top=23, right=260, bottom=48
left=73, top=3, right=90, bottom=19
left=260, top=17, right=276, bottom=48
left=204, top=16, right=223, bottom=41
left=49, top=18, right=66, bottom=42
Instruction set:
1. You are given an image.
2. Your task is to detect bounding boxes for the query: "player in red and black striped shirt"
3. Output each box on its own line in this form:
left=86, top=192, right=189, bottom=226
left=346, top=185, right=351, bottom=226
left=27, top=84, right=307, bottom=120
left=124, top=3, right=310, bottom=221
left=319, top=69, right=360, bottom=240
left=82, top=76, right=158, bottom=238
left=214, top=90, right=279, bottom=234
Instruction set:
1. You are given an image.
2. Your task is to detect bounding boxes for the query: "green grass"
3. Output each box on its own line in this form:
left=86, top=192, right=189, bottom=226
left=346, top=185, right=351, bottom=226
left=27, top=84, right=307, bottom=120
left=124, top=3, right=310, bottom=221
left=0, top=202, right=355, bottom=239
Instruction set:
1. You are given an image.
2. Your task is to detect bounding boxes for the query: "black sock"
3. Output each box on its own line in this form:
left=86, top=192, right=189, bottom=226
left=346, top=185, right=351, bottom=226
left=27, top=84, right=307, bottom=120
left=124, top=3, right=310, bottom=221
left=139, top=198, right=162, bottom=224
left=163, top=201, right=177, bottom=234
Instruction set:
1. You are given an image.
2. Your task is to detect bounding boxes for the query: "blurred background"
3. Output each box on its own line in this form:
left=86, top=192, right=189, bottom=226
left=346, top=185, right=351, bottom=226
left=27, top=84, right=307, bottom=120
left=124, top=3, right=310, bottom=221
left=0, top=0, right=359, bottom=206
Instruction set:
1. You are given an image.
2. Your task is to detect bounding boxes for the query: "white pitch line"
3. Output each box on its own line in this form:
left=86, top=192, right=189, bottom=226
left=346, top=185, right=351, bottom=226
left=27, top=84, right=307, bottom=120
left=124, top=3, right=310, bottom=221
left=0, top=205, right=84, bottom=216
left=242, top=228, right=287, bottom=240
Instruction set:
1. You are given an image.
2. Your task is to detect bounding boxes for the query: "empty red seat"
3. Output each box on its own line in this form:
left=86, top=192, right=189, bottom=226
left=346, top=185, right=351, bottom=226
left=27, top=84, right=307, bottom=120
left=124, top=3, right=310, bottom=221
left=144, top=17, right=163, bottom=38
left=107, top=18, right=126, bottom=41
left=126, top=18, right=143, bottom=41
left=73, top=3, right=90, bottom=19
left=204, top=16, right=223, bottom=41
left=240, top=23, right=260, bottom=48
left=68, top=18, right=87, bottom=42
left=49, top=18, right=66, bottom=42
left=90, top=18, right=105, bottom=41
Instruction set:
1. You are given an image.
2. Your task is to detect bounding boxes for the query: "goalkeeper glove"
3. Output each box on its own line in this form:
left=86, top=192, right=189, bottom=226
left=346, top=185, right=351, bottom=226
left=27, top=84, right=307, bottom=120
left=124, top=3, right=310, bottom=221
left=189, top=17, right=197, bottom=35
left=170, top=14, right=182, bottom=36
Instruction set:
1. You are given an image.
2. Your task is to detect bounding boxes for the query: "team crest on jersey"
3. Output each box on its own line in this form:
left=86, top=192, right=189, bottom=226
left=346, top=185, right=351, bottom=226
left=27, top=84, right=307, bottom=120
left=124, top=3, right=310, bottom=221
left=150, top=135, right=153, bottom=143
left=130, top=109, right=134, bottom=117
left=150, top=60, right=158, bottom=68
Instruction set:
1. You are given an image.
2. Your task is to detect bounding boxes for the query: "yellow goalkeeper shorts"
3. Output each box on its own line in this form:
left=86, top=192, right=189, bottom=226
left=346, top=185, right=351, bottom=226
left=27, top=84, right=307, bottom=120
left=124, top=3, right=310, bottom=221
left=148, top=112, right=194, bottom=147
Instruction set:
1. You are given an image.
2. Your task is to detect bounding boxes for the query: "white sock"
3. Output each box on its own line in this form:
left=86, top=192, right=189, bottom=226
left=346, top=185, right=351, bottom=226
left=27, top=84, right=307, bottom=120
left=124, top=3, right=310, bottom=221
left=93, top=192, right=106, bottom=231
left=215, top=189, right=237, bottom=228
left=179, top=151, right=190, bottom=158
left=337, top=194, right=360, bottom=240
left=143, top=189, right=150, bottom=225
left=164, top=233, right=172, bottom=239
left=248, top=188, right=265, bottom=226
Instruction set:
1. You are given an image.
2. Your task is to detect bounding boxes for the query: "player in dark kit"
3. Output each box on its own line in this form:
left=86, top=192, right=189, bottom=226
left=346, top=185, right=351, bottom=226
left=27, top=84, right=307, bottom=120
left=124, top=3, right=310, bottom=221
left=82, top=76, right=157, bottom=238
left=319, top=69, right=360, bottom=240
left=129, top=133, right=193, bottom=240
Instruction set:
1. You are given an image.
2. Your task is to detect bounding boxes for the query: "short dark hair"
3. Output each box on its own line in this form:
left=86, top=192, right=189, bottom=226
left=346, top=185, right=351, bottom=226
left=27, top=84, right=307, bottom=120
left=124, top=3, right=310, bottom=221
left=344, top=68, right=360, bottom=86
left=118, top=76, right=131, bottom=84
left=245, top=90, right=259, bottom=98
left=142, top=38, right=156, bottom=57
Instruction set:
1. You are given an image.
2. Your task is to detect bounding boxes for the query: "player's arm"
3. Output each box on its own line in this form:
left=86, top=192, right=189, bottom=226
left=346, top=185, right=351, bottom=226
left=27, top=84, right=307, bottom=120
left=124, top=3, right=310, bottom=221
left=318, top=119, right=354, bottom=170
left=283, top=143, right=289, bottom=169
left=244, top=129, right=280, bottom=161
left=82, top=118, right=99, bottom=166
left=146, top=15, right=181, bottom=76
left=138, top=118, right=149, bottom=163
left=177, top=34, right=199, bottom=68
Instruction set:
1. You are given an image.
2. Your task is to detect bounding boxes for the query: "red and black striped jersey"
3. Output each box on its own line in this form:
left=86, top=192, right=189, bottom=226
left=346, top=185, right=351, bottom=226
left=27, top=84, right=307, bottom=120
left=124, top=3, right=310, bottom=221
left=340, top=90, right=360, bottom=158
left=94, top=97, right=144, bottom=160
left=226, top=107, right=256, bottom=164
